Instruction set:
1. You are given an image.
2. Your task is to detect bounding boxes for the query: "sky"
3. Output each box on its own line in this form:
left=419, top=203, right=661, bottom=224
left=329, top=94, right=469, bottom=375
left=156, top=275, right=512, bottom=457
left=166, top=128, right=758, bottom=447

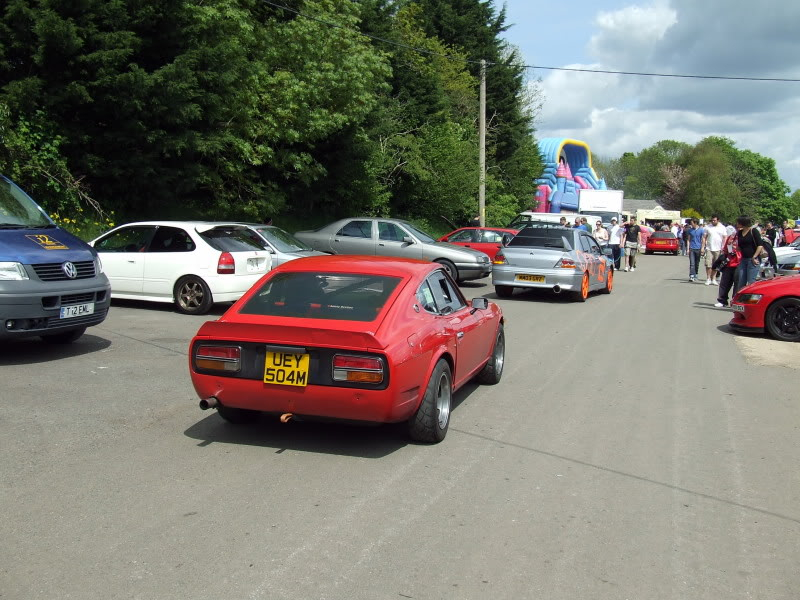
left=498, top=0, right=800, bottom=192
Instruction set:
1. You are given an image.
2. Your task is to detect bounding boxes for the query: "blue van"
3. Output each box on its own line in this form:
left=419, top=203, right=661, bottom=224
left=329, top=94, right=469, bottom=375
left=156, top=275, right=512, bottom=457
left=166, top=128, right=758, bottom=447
left=0, top=175, right=111, bottom=343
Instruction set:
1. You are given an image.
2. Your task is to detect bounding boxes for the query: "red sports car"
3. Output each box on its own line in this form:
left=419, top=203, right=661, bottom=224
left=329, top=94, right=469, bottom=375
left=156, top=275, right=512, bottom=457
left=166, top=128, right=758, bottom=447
left=437, top=227, right=519, bottom=261
left=729, top=275, right=800, bottom=341
left=190, top=255, right=505, bottom=442
left=644, top=231, right=679, bottom=255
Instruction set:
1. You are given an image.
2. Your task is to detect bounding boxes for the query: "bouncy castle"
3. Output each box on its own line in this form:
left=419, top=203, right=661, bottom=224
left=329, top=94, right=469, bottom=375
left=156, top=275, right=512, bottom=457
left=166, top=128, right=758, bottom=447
left=533, top=138, right=607, bottom=212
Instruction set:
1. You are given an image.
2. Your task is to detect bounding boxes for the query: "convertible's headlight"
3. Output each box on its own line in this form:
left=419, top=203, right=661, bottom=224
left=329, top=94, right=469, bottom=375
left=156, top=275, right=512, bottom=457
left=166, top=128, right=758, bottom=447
left=736, top=293, right=763, bottom=304
left=0, top=262, right=29, bottom=280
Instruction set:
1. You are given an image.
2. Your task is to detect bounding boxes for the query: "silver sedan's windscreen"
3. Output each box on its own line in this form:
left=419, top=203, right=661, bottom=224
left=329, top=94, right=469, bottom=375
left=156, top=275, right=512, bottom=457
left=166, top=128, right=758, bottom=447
left=239, top=272, right=402, bottom=321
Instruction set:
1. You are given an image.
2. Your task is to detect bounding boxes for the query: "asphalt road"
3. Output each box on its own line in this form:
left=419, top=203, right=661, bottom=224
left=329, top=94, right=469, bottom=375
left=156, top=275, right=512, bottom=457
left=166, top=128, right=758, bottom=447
left=2, top=254, right=799, bottom=600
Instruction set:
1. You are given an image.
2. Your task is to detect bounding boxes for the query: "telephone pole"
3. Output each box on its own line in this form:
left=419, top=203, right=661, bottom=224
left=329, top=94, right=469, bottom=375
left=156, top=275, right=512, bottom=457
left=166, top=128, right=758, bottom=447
left=479, top=59, right=486, bottom=226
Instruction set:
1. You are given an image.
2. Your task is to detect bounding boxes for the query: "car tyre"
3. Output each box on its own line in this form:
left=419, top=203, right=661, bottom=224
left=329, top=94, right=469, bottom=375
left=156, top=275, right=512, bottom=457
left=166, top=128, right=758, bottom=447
left=476, top=324, right=505, bottom=385
left=217, top=404, right=259, bottom=424
left=602, top=269, right=614, bottom=294
left=495, top=285, right=514, bottom=298
left=408, top=359, right=452, bottom=443
left=764, top=297, right=800, bottom=342
left=435, top=258, right=459, bottom=282
left=174, top=275, right=214, bottom=315
left=572, top=272, right=589, bottom=302
left=41, top=327, right=86, bottom=344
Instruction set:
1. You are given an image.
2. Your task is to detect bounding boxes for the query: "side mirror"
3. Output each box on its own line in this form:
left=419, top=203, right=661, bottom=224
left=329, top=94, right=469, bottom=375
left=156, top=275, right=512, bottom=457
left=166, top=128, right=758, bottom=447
left=403, top=236, right=415, bottom=244
left=603, top=247, right=613, bottom=256
left=471, top=297, right=488, bottom=311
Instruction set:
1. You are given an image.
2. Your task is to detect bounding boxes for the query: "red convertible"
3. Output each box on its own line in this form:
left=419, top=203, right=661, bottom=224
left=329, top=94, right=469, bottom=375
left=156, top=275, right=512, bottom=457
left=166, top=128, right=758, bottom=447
left=190, top=255, right=505, bottom=442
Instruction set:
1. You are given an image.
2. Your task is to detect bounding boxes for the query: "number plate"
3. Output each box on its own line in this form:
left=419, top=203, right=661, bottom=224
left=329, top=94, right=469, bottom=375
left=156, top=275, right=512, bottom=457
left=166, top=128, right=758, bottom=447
left=515, top=274, right=545, bottom=283
left=655, top=241, right=666, bottom=245
left=60, top=303, right=94, bottom=319
left=264, top=351, right=310, bottom=386
left=731, top=304, right=745, bottom=313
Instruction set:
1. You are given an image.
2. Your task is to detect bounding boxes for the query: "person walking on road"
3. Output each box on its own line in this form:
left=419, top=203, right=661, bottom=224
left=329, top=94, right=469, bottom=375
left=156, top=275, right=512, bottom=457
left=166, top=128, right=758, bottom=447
left=608, top=218, right=622, bottom=269
left=621, top=218, right=642, bottom=272
left=681, top=222, right=691, bottom=256
left=714, top=229, right=741, bottom=307
left=686, top=219, right=705, bottom=282
left=594, top=220, right=609, bottom=245
left=735, top=216, right=764, bottom=290
left=702, top=215, right=727, bottom=285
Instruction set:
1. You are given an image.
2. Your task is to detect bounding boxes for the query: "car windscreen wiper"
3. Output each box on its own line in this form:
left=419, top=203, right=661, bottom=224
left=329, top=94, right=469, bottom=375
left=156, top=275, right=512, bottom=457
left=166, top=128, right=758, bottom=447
left=0, top=223, right=29, bottom=229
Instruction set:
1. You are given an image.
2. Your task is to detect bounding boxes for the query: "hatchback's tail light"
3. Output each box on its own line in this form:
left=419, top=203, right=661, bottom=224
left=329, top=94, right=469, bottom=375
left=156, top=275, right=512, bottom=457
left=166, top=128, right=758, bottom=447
left=217, top=252, right=235, bottom=274
left=332, top=354, right=384, bottom=384
left=195, top=345, right=241, bottom=372
left=492, top=251, right=507, bottom=265
left=556, top=257, right=576, bottom=269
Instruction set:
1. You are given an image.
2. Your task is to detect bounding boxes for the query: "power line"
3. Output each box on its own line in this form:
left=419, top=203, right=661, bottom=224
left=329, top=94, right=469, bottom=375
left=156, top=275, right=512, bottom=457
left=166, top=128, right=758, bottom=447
left=260, top=0, right=800, bottom=83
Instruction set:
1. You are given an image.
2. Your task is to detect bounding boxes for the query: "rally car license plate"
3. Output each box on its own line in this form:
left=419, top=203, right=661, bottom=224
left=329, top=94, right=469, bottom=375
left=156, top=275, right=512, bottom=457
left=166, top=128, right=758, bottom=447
left=60, top=303, right=94, bottom=319
left=516, top=274, right=545, bottom=283
left=264, top=351, right=310, bottom=386
left=731, top=304, right=745, bottom=313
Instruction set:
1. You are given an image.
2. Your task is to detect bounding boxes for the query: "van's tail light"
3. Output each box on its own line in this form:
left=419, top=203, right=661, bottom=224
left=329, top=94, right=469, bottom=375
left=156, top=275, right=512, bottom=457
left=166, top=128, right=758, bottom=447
left=332, top=354, right=384, bottom=384
left=195, top=345, right=241, bottom=372
left=556, top=257, right=576, bottom=269
left=217, top=252, right=235, bottom=274
left=492, top=251, right=507, bottom=265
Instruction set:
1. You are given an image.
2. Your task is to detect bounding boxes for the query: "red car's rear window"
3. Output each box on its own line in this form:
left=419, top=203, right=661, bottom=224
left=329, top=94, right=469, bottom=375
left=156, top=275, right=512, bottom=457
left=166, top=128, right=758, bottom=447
left=650, top=232, right=676, bottom=239
left=239, top=272, right=402, bottom=321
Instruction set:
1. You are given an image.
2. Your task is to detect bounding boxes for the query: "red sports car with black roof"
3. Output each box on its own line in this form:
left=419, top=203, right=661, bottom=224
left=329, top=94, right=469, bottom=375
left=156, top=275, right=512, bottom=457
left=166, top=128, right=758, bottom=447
left=190, top=255, right=505, bottom=443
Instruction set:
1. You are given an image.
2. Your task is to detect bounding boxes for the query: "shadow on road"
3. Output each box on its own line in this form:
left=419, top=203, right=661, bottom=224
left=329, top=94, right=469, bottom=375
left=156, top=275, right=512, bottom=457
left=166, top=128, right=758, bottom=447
left=0, top=332, right=112, bottom=365
left=183, top=381, right=482, bottom=459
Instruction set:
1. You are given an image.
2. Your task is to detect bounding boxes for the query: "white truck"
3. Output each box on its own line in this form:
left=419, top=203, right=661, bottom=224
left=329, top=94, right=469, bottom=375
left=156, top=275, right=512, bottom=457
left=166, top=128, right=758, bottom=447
left=578, top=189, right=624, bottom=227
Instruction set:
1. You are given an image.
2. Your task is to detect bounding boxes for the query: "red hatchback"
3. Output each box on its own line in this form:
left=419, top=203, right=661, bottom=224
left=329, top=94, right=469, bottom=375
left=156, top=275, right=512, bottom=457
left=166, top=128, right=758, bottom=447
left=729, top=275, right=800, bottom=341
left=438, top=227, right=519, bottom=261
left=189, top=255, right=505, bottom=443
left=645, top=231, right=679, bottom=255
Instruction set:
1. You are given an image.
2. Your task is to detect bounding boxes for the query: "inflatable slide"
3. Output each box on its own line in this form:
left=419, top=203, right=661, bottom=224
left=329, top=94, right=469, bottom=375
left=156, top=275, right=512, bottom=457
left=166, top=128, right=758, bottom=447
left=533, top=138, right=607, bottom=213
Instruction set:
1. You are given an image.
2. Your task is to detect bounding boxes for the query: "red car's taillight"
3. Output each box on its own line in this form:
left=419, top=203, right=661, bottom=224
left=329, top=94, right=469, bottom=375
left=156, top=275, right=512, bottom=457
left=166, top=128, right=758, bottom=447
left=195, top=345, right=241, bottom=372
left=332, top=354, right=384, bottom=384
left=217, top=252, right=235, bottom=274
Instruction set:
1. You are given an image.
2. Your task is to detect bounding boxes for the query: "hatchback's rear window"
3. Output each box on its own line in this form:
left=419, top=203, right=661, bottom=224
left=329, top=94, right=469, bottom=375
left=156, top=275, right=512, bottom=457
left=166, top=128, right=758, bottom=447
left=508, top=227, right=571, bottom=249
left=199, top=227, right=264, bottom=252
left=239, top=272, right=402, bottom=321
left=650, top=231, right=676, bottom=239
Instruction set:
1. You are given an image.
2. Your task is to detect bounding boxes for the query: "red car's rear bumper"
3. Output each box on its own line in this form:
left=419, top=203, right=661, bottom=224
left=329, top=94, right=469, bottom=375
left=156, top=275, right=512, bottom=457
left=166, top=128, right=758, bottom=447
left=191, top=374, right=421, bottom=424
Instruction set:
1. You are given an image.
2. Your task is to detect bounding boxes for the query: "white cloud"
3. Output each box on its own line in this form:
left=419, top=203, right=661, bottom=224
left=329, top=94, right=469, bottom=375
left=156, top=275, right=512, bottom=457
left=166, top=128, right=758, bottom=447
left=529, top=0, right=800, bottom=191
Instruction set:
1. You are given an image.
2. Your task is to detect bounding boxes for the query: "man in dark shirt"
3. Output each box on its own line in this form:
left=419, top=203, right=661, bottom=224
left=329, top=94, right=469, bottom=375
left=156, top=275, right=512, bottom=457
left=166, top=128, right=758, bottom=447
left=764, top=222, right=778, bottom=246
left=620, top=218, right=642, bottom=272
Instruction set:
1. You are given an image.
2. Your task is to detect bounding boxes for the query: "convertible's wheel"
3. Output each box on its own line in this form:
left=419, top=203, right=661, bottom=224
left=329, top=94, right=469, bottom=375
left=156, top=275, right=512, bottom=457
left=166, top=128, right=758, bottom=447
left=495, top=285, right=514, bottom=298
left=408, top=359, right=452, bottom=443
left=764, top=297, right=800, bottom=342
left=41, top=327, right=86, bottom=344
left=174, top=276, right=213, bottom=315
left=216, top=404, right=259, bottom=424
left=602, top=269, right=614, bottom=294
left=476, top=325, right=505, bottom=385
left=434, top=258, right=459, bottom=282
left=573, top=272, right=590, bottom=302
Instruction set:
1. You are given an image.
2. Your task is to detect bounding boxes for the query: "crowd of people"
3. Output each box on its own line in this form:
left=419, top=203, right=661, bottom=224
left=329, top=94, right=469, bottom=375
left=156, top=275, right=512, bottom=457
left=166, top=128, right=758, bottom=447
left=667, top=216, right=791, bottom=308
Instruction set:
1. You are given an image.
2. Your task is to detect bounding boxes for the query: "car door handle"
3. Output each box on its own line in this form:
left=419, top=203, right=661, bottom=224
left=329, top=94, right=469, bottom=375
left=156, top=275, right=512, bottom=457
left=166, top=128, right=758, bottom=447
left=457, top=332, right=464, bottom=339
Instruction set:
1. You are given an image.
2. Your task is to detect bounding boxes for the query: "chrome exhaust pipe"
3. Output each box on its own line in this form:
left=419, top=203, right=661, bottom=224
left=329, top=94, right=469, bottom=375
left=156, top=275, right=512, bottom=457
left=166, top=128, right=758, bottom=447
left=552, top=285, right=562, bottom=294
left=199, top=396, right=219, bottom=410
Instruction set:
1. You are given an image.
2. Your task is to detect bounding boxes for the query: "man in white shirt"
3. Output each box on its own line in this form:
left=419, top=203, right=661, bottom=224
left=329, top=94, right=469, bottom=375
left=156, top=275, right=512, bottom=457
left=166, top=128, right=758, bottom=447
left=608, top=218, right=622, bottom=269
left=701, top=214, right=728, bottom=285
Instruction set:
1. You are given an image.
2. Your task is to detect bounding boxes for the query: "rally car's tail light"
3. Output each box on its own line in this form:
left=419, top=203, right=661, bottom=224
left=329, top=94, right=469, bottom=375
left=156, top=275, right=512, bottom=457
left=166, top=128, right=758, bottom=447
left=492, top=251, right=507, bottom=265
left=217, top=252, right=235, bottom=274
left=556, top=257, right=576, bottom=269
left=332, top=354, right=384, bottom=384
left=195, top=345, right=241, bottom=372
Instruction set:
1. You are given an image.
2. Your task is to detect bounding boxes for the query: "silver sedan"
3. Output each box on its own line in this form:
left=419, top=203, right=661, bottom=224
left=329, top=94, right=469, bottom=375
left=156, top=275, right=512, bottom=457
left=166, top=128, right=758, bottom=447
left=294, top=218, right=492, bottom=282
left=492, top=224, right=614, bottom=301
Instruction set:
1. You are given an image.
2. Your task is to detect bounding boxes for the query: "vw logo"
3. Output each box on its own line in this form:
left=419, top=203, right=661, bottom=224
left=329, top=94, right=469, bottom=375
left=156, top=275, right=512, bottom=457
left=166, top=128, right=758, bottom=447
left=62, top=261, right=77, bottom=279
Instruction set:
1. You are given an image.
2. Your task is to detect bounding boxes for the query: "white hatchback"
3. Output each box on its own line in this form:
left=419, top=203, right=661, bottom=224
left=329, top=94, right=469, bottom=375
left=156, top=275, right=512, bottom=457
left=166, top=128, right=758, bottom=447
left=90, top=221, right=271, bottom=314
